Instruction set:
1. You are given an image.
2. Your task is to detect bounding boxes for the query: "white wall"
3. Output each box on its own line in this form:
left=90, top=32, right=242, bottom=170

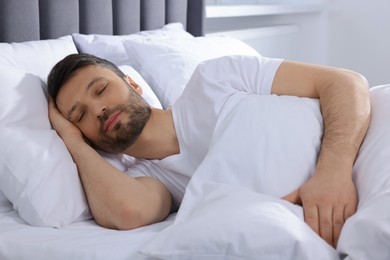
left=205, top=0, right=390, bottom=86
left=205, top=1, right=329, bottom=64
left=327, top=0, right=390, bottom=86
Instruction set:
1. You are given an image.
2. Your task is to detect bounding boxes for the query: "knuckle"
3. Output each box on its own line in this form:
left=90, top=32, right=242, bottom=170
left=321, top=218, right=333, bottom=227
left=305, top=215, right=317, bottom=223
left=333, top=217, right=344, bottom=226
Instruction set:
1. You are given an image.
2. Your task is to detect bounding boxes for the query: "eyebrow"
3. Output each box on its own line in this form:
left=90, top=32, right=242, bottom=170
left=66, top=76, right=105, bottom=120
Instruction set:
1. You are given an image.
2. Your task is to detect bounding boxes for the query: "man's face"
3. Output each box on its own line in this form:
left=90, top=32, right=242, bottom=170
left=56, top=65, right=151, bottom=153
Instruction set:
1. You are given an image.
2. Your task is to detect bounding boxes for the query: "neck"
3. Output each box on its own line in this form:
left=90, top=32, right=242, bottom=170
left=123, top=108, right=180, bottom=160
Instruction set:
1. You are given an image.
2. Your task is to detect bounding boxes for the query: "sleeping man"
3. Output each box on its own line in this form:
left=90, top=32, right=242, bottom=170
left=47, top=53, right=370, bottom=248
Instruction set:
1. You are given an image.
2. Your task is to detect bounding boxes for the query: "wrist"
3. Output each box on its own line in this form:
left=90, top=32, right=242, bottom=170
left=62, top=135, right=87, bottom=149
left=315, top=151, right=354, bottom=178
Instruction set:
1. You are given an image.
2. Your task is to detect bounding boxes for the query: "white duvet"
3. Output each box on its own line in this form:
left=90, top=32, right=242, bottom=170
left=141, top=85, right=390, bottom=260
left=140, top=94, right=339, bottom=259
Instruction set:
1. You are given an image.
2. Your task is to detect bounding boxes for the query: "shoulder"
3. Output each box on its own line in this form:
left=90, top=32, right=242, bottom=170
left=197, top=55, right=261, bottom=69
left=194, top=55, right=281, bottom=77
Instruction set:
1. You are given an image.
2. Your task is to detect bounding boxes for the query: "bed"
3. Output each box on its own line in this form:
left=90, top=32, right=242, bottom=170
left=1, top=0, right=390, bottom=259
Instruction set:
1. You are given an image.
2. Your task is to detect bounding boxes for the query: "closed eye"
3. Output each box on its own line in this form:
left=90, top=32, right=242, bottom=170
left=97, top=84, right=108, bottom=95
left=78, top=111, right=85, bottom=122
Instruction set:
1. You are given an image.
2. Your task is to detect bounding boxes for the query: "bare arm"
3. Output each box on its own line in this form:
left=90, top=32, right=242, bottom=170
left=272, top=61, right=370, bottom=247
left=48, top=99, right=172, bottom=230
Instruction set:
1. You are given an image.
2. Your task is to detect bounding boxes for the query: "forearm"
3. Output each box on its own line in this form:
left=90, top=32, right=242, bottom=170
left=47, top=97, right=171, bottom=230
left=316, top=69, right=370, bottom=176
left=64, top=137, right=172, bottom=229
left=272, top=61, right=371, bottom=175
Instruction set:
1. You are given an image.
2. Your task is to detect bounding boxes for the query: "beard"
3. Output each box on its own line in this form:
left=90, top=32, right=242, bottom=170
left=91, top=88, right=151, bottom=154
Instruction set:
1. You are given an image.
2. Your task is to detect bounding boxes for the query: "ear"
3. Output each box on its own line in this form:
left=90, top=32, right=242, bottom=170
left=124, top=75, right=143, bottom=95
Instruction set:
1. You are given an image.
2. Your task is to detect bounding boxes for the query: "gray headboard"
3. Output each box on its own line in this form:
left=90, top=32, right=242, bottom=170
left=0, top=0, right=205, bottom=43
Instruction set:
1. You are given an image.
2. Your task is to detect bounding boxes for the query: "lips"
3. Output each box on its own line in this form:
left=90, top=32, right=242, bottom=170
left=104, top=111, right=121, bottom=133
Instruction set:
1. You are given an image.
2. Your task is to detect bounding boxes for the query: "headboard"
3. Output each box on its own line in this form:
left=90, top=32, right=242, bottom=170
left=0, top=0, right=205, bottom=43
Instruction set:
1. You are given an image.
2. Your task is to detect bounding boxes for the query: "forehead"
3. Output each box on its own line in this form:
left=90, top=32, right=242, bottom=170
left=58, top=65, right=118, bottom=95
left=64, top=65, right=117, bottom=88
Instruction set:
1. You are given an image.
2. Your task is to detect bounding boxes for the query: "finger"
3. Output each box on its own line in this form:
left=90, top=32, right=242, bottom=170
left=48, top=100, right=56, bottom=117
left=332, top=206, right=345, bottom=248
left=318, top=206, right=333, bottom=246
left=344, top=203, right=357, bottom=221
left=48, top=97, right=57, bottom=113
left=281, top=190, right=302, bottom=205
left=303, top=204, right=320, bottom=235
left=48, top=98, right=63, bottom=118
left=48, top=97, right=53, bottom=107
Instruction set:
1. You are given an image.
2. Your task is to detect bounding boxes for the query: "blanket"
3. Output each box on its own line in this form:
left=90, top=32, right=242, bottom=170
left=140, top=94, right=339, bottom=259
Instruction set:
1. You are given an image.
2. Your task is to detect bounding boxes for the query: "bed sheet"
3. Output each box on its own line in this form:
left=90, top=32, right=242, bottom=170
left=0, top=210, right=175, bottom=260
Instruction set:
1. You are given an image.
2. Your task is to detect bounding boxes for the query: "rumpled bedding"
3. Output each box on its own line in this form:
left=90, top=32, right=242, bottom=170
left=139, top=94, right=339, bottom=259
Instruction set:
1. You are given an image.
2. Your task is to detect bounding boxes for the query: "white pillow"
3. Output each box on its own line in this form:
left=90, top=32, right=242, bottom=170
left=140, top=95, right=336, bottom=259
left=72, top=23, right=194, bottom=67
left=0, top=36, right=78, bottom=220
left=118, top=65, right=162, bottom=109
left=0, top=36, right=77, bottom=82
left=351, top=84, right=390, bottom=206
left=123, top=35, right=260, bottom=108
left=338, top=84, right=390, bottom=259
left=0, top=190, right=12, bottom=213
left=0, top=65, right=90, bottom=227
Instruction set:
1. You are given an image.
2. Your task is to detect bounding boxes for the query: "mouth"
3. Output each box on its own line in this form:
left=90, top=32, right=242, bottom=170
left=104, top=111, right=122, bottom=133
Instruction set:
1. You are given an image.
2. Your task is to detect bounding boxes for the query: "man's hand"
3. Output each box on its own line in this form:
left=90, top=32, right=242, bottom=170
left=282, top=171, right=357, bottom=248
left=271, top=60, right=369, bottom=248
left=48, top=98, right=83, bottom=143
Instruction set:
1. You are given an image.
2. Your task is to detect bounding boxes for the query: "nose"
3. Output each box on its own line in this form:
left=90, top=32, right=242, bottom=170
left=96, top=106, right=107, bottom=119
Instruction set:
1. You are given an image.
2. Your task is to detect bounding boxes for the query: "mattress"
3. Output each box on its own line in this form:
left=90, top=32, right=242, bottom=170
left=0, top=210, right=175, bottom=259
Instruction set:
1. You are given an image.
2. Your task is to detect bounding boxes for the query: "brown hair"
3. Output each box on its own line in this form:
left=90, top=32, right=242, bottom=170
left=47, top=53, right=125, bottom=102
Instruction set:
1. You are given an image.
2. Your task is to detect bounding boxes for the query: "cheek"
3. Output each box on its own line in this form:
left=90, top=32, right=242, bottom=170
left=113, top=91, right=131, bottom=104
left=79, top=120, right=100, bottom=141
